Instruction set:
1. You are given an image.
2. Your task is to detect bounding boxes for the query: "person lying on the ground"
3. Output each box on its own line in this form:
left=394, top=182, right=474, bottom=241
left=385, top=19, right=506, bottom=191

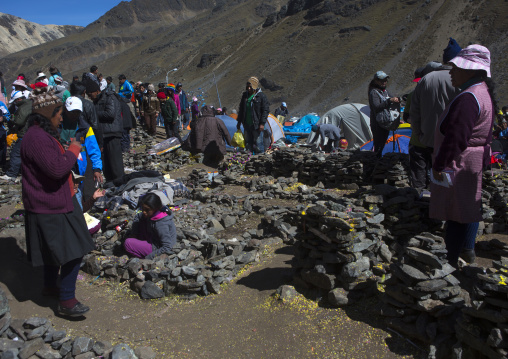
left=124, top=193, right=177, bottom=260
left=311, top=123, right=341, bottom=152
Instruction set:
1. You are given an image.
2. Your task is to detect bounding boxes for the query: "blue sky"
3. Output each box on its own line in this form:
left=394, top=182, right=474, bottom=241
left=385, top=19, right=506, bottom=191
left=1, top=0, right=126, bottom=27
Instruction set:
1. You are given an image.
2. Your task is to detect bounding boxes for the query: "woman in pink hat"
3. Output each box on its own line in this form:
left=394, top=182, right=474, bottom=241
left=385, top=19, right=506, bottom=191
left=430, top=44, right=496, bottom=267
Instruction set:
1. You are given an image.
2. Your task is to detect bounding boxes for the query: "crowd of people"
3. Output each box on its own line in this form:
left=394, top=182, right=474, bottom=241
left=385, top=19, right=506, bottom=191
left=0, top=39, right=500, bottom=318
left=369, top=39, right=498, bottom=268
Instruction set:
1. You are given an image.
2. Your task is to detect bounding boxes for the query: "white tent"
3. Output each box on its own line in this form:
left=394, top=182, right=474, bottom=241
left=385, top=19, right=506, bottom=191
left=307, top=103, right=372, bottom=149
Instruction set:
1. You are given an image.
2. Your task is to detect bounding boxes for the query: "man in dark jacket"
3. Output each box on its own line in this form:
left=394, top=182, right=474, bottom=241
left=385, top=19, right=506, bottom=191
left=236, top=76, right=270, bottom=154
left=70, top=81, right=103, bottom=148
left=86, top=80, right=124, bottom=182
left=274, top=102, right=289, bottom=119
left=186, top=105, right=231, bottom=167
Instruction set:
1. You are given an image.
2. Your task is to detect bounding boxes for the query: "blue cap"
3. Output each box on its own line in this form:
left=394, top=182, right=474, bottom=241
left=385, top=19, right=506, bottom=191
left=282, top=102, right=287, bottom=107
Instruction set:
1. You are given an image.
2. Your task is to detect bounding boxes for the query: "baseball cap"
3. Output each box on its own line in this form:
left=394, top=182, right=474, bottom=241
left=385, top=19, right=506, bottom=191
left=65, top=96, right=83, bottom=112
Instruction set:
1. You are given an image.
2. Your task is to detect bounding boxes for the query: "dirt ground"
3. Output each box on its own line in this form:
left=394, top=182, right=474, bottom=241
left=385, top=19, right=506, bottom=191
left=0, top=152, right=506, bottom=358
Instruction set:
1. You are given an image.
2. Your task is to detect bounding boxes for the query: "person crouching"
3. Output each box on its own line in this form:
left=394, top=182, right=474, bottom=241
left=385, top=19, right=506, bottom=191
left=124, top=193, right=177, bottom=260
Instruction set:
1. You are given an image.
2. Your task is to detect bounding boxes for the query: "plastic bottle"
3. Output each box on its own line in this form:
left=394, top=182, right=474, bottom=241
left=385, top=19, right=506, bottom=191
left=115, top=220, right=128, bottom=233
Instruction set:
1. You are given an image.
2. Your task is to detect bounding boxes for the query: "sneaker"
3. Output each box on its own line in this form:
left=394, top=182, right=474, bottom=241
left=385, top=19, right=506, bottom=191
left=57, top=302, right=90, bottom=317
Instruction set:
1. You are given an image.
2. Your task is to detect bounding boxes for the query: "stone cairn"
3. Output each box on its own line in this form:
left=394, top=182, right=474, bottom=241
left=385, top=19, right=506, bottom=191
left=244, top=147, right=410, bottom=189
left=381, top=233, right=467, bottom=356
left=81, top=174, right=294, bottom=299
left=292, top=199, right=391, bottom=306
left=0, top=287, right=156, bottom=359
left=454, top=258, right=508, bottom=359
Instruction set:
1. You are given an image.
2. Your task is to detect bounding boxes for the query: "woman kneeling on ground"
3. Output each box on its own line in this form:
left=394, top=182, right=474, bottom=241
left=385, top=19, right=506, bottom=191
left=124, top=193, right=177, bottom=260
left=21, top=92, right=94, bottom=318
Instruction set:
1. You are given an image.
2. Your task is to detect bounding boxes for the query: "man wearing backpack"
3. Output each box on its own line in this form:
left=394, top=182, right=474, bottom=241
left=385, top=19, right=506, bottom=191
left=86, top=79, right=125, bottom=182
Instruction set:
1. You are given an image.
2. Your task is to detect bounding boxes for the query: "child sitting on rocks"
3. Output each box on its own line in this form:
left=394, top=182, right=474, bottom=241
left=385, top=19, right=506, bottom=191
left=124, top=193, right=177, bottom=260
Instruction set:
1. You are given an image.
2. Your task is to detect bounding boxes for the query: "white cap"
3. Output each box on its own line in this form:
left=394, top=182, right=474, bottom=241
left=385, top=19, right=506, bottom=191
left=65, top=96, right=82, bottom=112
left=37, top=72, right=46, bottom=78
left=9, top=91, right=25, bottom=104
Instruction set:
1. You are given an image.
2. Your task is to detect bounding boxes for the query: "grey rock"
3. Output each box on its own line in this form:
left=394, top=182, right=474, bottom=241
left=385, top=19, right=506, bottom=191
left=0, top=288, right=9, bottom=317
left=429, top=263, right=455, bottom=279
left=59, top=341, right=72, bottom=357
left=222, top=215, right=237, bottom=228
left=236, top=251, right=257, bottom=264
left=415, top=299, right=444, bottom=312
left=328, top=288, right=349, bottom=307
left=111, top=343, right=138, bottom=359
left=93, top=341, right=112, bottom=356
left=347, top=239, right=374, bottom=253
left=0, top=312, right=11, bottom=336
left=205, top=279, right=221, bottom=294
left=24, top=317, right=48, bottom=329
left=462, top=307, right=507, bottom=323
left=27, top=324, right=48, bottom=339
left=51, top=331, right=66, bottom=342
left=0, top=349, right=19, bottom=359
left=0, top=338, right=24, bottom=351
left=379, top=243, right=392, bottom=262
left=415, top=279, right=448, bottom=292
left=140, top=281, right=164, bottom=300
left=208, top=219, right=224, bottom=231
left=19, top=338, right=45, bottom=359
left=276, top=285, right=297, bottom=302
left=301, top=270, right=335, bottom=290
left=72, top=337, right=94, bottom=356
left=341, top=257, right=370, bottom=282
left=405, top=247, right=442, bottom=268
left=134, top=347, right=156, bottom=359
left=181, top=266, right=198, bottom=277
left=36, top=346, right=63, bottom=359
left=75, top=352, right=95, bottom=359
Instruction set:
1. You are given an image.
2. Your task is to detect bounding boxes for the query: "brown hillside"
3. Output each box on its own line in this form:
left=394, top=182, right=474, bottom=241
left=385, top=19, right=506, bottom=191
left=0, top=0, right=507, bottom=115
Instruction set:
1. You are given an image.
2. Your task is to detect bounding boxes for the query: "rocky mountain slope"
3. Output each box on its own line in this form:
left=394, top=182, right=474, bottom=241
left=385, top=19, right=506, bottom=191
left=0, top=12, right=82, bottom=57
left=0, top=0, right=507, bottom=115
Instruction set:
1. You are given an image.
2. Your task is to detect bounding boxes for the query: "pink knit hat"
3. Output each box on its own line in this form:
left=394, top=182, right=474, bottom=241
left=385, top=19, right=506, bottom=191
left=449, top=44, right=491, bottom=77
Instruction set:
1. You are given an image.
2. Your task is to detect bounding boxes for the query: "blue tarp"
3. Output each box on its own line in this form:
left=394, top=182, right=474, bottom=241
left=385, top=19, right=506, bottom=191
left=283, top=114, right=320, bottom=143
left=361, top=134, right=411, bottom=155
left=216, top=115, right=243, bottom=149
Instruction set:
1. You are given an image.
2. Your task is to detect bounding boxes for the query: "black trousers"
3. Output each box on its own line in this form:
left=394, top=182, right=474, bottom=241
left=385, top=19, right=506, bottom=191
left=121, top=129, right=131, bottom=152
left=164, top=121, right=182, bottom=143
left=103, top=136, right=125, bottom=182
left=371, top=120, right=390, bottom=158
left=409, top=145, right=433, bottom=190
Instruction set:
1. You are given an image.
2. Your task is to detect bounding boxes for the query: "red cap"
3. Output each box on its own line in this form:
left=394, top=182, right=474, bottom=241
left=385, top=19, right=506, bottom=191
left=157, top=92, right=166, bottom=100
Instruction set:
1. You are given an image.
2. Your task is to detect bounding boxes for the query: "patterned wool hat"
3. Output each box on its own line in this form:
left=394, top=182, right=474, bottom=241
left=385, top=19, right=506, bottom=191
left=32, top=91, right=62, bottom=119
left=248, top=77, right=259, bottom=89
left=443, top=37, right=462, bottom=64
left=166, top=83, right=175, bottom=92
left=449, top=44, right=491, bottom=77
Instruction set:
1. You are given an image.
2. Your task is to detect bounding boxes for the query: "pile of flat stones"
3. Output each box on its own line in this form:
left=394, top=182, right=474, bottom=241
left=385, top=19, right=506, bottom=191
left=454, top=258, right=508, bottom=359
left=381, top=233, right=467, bottom=356
left=81, top=185, right=295, bottom=299
left=291, top=200, right=391, bottom=306
left=0, top=287, right=155, bottom=359
left=481, top=169, right=508, bottom=234
left=243, top=147, right=412, bottom=189
left=0, top=184, right=22, bottom=209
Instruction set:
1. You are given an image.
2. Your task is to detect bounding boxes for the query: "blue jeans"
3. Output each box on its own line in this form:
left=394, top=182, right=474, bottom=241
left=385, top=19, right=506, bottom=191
left=244, top=125, right=264, bottom=154
left=121, top=129, right=130, bottom=152
left=6, top=138, right=22, bottom=178
left=445, top=221, right=479, bottom=266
